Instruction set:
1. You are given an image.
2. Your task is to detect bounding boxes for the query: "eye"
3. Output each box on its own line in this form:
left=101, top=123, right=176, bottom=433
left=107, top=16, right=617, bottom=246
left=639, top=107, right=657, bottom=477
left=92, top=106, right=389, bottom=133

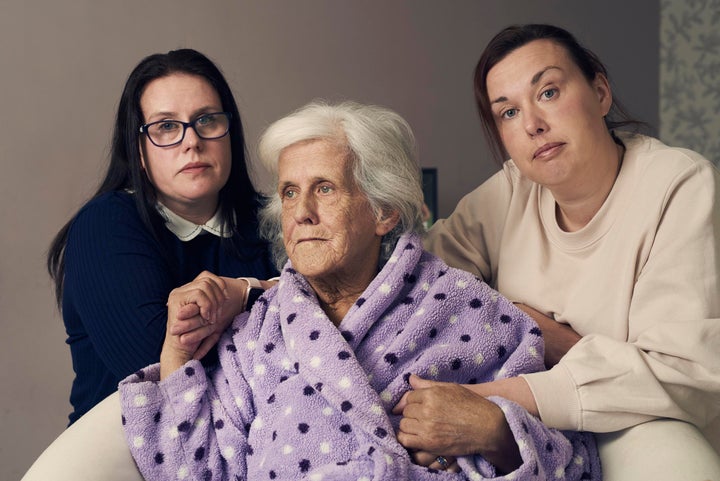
left=501, top=108, right=518, bottom=120
left=157, top=121, right=180, bottom=132
left=541, top=88, right=557, bottom=100
left=318, top=185, right=334, bottom=194
left=195, top=114, right=216, bottom=127
left=282, top=188, right=297, bottom=200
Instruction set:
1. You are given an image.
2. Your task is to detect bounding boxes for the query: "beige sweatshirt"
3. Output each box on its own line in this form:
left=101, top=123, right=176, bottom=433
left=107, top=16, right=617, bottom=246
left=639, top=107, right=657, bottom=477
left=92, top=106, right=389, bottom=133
left=425, top=133, right=720, bottom=446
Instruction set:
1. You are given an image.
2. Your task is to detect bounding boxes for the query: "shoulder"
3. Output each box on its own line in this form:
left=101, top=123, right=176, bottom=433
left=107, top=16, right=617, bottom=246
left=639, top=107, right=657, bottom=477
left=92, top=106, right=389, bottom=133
left=622, top=133, right=717, bottom=183
left=74, top=191, right=140, bottom=225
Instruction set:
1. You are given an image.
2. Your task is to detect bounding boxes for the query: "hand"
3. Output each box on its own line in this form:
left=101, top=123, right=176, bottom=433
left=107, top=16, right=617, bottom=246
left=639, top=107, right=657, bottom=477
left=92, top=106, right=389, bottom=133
left=409, top=450, right=460, bottom=473
left=394, top=375, right=521, bottom=473
left=514, top=302, right=582, bottom=367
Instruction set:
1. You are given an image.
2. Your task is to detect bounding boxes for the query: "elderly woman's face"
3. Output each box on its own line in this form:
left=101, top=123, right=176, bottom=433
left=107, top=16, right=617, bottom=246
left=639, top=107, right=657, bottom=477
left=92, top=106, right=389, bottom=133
left=278, top=140, right=395, bottom=284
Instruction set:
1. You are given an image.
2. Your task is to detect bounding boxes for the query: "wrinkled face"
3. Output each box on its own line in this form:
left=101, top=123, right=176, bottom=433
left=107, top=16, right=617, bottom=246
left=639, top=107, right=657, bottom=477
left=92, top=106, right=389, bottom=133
left=139, top=73, right=231, bottom=221
left=278, top=140, right=396, bottom=284
left=486, top=39, right=612, bottom=190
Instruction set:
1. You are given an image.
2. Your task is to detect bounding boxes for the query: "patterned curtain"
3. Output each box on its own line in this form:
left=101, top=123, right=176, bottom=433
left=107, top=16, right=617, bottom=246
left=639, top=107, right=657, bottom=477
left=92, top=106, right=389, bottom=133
left=660, top=0, right=720, bottom=165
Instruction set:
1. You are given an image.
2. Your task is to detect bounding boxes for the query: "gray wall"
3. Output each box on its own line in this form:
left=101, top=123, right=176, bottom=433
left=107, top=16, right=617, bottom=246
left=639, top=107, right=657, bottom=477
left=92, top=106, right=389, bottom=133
left=1, top=1, right=659, bottom=478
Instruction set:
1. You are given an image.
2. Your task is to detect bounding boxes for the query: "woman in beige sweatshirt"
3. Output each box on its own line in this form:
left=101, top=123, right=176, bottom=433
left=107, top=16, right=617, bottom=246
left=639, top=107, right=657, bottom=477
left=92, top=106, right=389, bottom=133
left=394, top=24, right=720, bottom=480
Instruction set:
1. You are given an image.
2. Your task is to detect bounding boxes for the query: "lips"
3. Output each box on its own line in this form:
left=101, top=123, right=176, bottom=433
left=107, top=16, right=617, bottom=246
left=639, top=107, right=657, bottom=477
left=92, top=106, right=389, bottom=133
left=180, top=162, right=211, bottom=173
left=533, top=142, right=564, bottom=160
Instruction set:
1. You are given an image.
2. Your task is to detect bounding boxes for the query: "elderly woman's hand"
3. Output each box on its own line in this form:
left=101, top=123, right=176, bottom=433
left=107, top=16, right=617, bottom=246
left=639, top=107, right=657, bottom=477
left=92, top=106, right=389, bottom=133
left=393, top=374, right=522, bottom=474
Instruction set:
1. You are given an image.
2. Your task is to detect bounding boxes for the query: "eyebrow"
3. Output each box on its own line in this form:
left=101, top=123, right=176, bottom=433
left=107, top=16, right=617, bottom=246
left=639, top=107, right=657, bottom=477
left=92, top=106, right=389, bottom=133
left=490, top=65, right=562, bottom=105
left=145, top=105, right=220, bottom=121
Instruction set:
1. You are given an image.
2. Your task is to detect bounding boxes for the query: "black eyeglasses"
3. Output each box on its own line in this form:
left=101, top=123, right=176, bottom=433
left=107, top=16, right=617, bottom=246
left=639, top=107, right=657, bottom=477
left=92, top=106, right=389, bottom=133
left=139, top=112, right=232, bottom=147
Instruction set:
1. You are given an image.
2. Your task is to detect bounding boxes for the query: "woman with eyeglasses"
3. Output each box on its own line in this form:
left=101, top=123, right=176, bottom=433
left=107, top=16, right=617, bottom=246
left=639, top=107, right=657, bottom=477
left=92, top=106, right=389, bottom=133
left=47, top=49, right=278, bottom=426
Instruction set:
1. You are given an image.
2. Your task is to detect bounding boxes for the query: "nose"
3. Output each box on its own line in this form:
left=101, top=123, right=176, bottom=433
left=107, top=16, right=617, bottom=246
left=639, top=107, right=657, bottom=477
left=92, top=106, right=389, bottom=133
left=293, top=192, right=319, bottom=225
left=523, top=106, right=549, bottom=137
left=181, top=124, right=202, bottom=150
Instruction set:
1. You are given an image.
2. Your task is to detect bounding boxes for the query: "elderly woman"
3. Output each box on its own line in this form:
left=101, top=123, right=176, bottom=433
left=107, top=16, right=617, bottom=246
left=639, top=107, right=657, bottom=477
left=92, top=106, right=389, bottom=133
left=24, top=101, right=599, bottom=481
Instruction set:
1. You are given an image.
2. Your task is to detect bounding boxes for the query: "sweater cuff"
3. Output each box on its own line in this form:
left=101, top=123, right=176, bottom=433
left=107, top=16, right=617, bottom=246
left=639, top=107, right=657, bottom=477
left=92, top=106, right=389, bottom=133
left=520, top=362, right=582, bottom=430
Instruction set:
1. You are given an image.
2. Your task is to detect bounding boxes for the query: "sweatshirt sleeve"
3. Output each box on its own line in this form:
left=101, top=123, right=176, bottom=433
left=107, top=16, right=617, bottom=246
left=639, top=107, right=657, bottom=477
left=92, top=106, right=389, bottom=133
left=523, top=158, right=720, bottom=432
left=64, top=194, right=174, bottom=378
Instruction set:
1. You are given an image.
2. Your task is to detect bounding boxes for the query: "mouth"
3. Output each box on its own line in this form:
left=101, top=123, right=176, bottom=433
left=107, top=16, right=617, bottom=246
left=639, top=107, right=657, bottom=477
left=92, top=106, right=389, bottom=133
left=180, top=162, right=211, bottom=173
left=533, top=142, right=565, bottom=160
left=296, top=237, right=325, bottom=244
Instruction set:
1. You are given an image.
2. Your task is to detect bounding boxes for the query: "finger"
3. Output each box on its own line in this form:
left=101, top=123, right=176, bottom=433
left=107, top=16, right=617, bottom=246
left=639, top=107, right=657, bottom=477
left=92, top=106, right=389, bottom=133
left=408, top=373, right=438, bottom=390
left=178, top=324, right=215, bottom=346
left=169, top=316, right=206, bottom=336
left=392, top=391, right=411, bottom=414
left=410, top=450, right=437, bottom=467
left=176, top=303, right=201, bottom=320
left=193, top=333, right=221, bottom=360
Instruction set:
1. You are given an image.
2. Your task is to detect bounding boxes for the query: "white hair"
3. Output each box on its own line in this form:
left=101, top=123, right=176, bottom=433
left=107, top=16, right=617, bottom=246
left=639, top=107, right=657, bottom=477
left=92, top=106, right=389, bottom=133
left=257, top=100, right=426, bottom=270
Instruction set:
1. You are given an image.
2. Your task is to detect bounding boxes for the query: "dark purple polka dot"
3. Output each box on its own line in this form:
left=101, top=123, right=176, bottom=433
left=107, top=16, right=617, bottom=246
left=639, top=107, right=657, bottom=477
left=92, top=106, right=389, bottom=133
left=497, top=345, right=507, bottom=358
left=461, top=334, right=471, bottom=342
left=285, top=267, right=296, bottom=274
left=402, top=296, right=414, bottom=305
left=396, top=329, right=403, bottom=336
left=272, top=431, right=277, bottom=441
left=303, top=385, right=315, bottom=396
left=438, top=270, right=446, bottom=277
left=256, top=297, right=268, bottom=305
left=451, top=358, right=462, bottom=370
left=469, top=298, right=483, bottom=308
left=121, top=415, right=126, bottom=425
left=428, top=328, right=437, bottom=338
left=287, top=313, right=296, bottom=324
left=368, top=446, right=376, bottom=455
left=340, top=424, right=352, bottom=433
left=403, top=372, right=411, bottom=383
left=533, top=464, right=539, bottom=475
left=433, top=293, right=446, bottom=300
left=265, top=343, right=275, bottom=353
left=522, top=422, right=529, bottom=433
left=337, top=461, right=348, bottom=466
left=184, top=366, right=195, bottom=376
left=309, top=330, right=320, bottom=341
left=279, top=375, right=288, bottom=383
left=244, top=423, right=251, bottom=433
left=299, top=459, right=311, bottom=472
left=341, top=331, right=354, bottom=342
left=298, top=423, right=310, bottom=434
left=581, top=472, right=591, bottom=480
left=375, top=427, right=388, bottom=438
left=546, top=442, right=553, bottom=452
left=135, top=370, right=145, bottom=380
left=194, top=446, right=205, bottom=461
left=154, top=452, right=164, bottom=464
left=231, top=327, right=240, bottom=335
left=530, top=327, right=542, bottom=336
left=500, top=314, right=511, bottom=323
left=267, top=394, right=276, bottom=404
left=300, top=288, right=311, bottom=297
left=226, top=344, right=237, bottom=353
left=403, top=273, right=417, bottom=283
left=356, top=298, right=366, bottom=307
left=467, top=378, right=478, bottom=384
left=338, top=350, right=351, bottom=360
left=341, top=401, right=353, bottom=412
left=315, top=382, right=323, bottom=392
left=247, top=444, right=254, bottom=456
left=269, top=470, right=277, bottom=479
left=202, top=469, right=212, bottom=481
left=384, top=353, right=398, bottom=365
left=178, top=421, right=191, bottom=432
left=214, top=419, right=224, bottom=429
left=405, top=243, right=415, bottom=250
left=153, top=411, right=161, bottom=423
left=294, top=362, right=299, bottom=372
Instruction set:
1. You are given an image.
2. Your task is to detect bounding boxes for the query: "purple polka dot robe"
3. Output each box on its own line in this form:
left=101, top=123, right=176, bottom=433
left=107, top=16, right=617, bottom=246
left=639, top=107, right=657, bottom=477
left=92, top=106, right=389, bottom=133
left=119, top=233, right=601, bottom=480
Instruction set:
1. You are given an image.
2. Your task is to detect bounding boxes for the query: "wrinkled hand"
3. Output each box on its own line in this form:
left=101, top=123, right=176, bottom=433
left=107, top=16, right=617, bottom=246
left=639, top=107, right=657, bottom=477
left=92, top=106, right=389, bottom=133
left=394, top=374, right=521, bottom=473
left=513, top=303, right=581, bottom=367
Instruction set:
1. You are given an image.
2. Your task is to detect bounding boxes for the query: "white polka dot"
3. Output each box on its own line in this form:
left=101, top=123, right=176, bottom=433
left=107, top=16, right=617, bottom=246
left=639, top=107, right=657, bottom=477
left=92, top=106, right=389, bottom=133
left=310, top=356, right=322, bottom=368
left=517, top=438, right=527, bottom=451
left=285, top=406, right=293, bottom=416
left=235, top=397, right=245, bottom=408
left=388, top=255, right=399, bottom=264
left=429, top=365, right=439, bottom=377
left=449, top=314, right=458, bottom=324
left=282, top=444, right=294, bottom=454
left=371, top=404, right=384, bottom=415
left=414, top=307, right=425, bottom=316
left=253, top=416, right=264, bottom=429
left=183, top=389, right=196, bottom=403
left=574, top=455, right=584, bottom=465
left=313, top=310, right=325, bottom=318
left=223, top=446, right=236, bottom=459
left=422, top=282, right=430, bottom=291
left=470, top=473, right=482, bottom=481
left=289, top=338, right=296, bottom=350
left=168, top=426, right=179, bottom=439
left=195, top=418, right=206, bottom=428
left=292, top=295, right=305, bottom=303
left=555, top=467, right=565, bottom=478
left=380, top=390, right=392, bottom=402
left=475, top=353, right=485, bottom=365
left=384, top=454, right=394, bottom=465
left=484, top=323, right=493, bottom=333
left=246, top=340, right=256, bottom=350
left=358, top=477, right=371, bottom=481
left=213, top=399, right=221, bottom=408
left=456, top=279, right=468, bottom=288
left=320, top=441, right=331, bottom=454
left=281, top=358, right=292, bottom=370
left=309, top=474, right=324, bottom=481
left=506, top=471, right=517, bottom=480
left=178, top=466, right=189, bottom=479
left=408, top=340, right=417, bottom=352
left=254, top=364, right=266, bottom=376
left=248, top=378, right=255, bottom=389
left=375, top=344, right=385, bottom=353
left=133, top=394, right=148, bottom=407
left=528, top=346, right=539, bottom=358
left=495, top=367, right=507, bottom=379
left=379, top=283, right=392, bottom=294
left=339, top=377, right=352, bottom=389
left=322, top=407, right=333, bottom=416
left=269, top=305, right=279, bottom=313
left=133, top=436, right=144, bottom=448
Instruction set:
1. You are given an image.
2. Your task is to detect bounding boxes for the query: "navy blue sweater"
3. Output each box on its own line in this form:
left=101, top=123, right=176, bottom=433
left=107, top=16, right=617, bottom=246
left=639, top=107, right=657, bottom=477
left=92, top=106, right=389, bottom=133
left=62, top=191, right=277, bottom=424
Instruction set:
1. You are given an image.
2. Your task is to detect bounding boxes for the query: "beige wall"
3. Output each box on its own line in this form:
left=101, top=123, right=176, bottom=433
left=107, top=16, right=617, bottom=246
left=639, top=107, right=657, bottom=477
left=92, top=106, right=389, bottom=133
left=1, top=1, right=659, bottom=478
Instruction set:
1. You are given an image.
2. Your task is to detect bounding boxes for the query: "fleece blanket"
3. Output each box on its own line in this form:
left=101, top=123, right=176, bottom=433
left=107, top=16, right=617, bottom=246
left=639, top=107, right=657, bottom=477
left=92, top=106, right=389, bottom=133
left=119, top=233, right=600, bottom=480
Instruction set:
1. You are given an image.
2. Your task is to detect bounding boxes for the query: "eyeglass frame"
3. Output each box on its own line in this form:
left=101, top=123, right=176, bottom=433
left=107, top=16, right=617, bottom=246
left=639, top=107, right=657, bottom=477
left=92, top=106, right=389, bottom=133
left=139, top=112, right=233, bottom=147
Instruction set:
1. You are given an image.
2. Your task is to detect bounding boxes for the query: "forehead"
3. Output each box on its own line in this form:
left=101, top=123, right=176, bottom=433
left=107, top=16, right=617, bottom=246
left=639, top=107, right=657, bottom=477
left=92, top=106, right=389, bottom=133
left=140, top=73, right=221, bottom=114
left=278, top=139, right=351, bottom=178
left=487, top=39, right=577, bottom=95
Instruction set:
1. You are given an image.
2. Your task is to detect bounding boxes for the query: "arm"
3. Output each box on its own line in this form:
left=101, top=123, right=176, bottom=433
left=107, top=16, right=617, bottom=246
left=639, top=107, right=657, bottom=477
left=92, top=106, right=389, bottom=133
left=514, top=303, right=582, bottom=367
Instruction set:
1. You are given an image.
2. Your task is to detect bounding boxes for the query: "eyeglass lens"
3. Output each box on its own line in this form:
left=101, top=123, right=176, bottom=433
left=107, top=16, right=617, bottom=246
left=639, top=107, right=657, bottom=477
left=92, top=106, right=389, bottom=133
left=146, top=113, right=229, bottom=146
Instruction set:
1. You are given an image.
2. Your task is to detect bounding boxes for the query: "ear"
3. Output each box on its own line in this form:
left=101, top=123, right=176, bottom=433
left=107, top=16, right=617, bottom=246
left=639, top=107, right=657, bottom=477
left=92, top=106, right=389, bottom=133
left=375, top=209, right=400, bottom=236
left=139, top=144, right=147, bottom=171
left=593, top=73, right=613, bottom=117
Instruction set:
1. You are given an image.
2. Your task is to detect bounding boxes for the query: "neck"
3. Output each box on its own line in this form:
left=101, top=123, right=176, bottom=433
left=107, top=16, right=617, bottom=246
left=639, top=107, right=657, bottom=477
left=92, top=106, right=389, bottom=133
left=308, top=271, right=376, bottom=327
left=161, top=198, right=219, bottom=225
left=554, top=139, right=624, bottom=232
